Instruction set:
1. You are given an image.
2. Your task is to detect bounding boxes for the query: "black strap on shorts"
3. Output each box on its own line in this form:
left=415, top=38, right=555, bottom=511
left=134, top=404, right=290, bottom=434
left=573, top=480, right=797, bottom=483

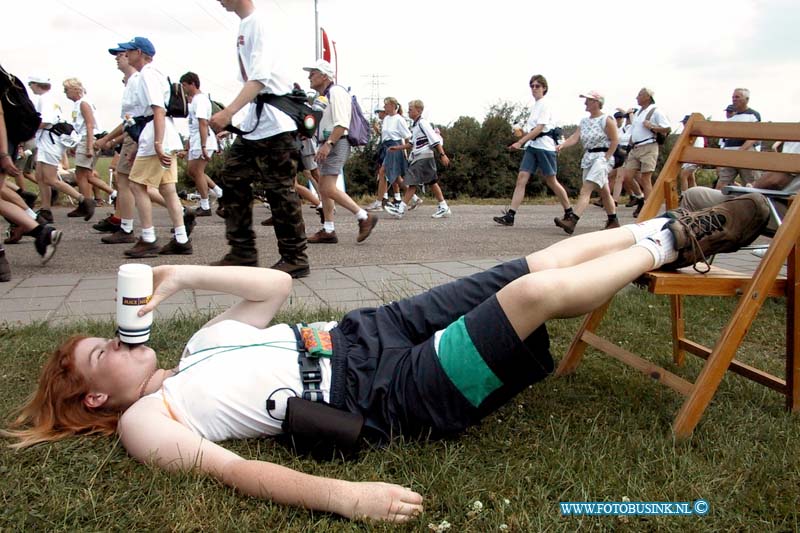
left=587, top=147, right=610, bottom=153
left=292, top=323, right=324, bottom=403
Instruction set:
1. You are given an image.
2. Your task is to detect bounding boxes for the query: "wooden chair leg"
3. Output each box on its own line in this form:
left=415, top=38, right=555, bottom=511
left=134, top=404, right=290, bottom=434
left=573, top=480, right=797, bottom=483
left=556, top=300, right=612, bottom=376
left=786, top=244, right=799, bottom=411
left=670, top=295, right=685, bottom=366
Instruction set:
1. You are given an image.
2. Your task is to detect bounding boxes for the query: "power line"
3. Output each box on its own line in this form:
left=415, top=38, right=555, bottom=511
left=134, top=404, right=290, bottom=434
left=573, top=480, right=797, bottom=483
left=58, top=0, right=119, bottom=36
left=193, top=0, right=236, bottom=32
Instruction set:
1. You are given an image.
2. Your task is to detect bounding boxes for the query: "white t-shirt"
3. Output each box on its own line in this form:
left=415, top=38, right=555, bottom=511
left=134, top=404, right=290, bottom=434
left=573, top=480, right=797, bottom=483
left=782, top=141, right=800, bottom=155
left=630, top=104, right=671, bottom=145
left=236, top=8, right=296, bottom=141
left=70, top=98, right=101, bottom=138
left=523, top=97, right=556, bottom=151
left=187, top=93, right=219, bottom=152
left=127, top=63, right=183, bottom=157
left=120, top=72, right=140, bottom=122
left=381, top=114, right=411, bottom=142
left=34, top=91, right=61, bottom=143
left=617, top=123, right=632, bottom=147
left=154, top=320, right=334, bottom=442
left=318, top=84, right=351, bottom=142
left=409, top=116, right=442, bottom=161
left=723, top=110, right=761, bottom=150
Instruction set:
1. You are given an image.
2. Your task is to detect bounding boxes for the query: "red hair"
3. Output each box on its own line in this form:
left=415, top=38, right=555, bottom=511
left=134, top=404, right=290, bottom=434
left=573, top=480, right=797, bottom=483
left=2, top=336, right=120, bottom=449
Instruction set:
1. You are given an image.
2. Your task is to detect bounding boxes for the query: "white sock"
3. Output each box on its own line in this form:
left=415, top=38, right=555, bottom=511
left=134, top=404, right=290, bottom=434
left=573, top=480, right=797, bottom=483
left=399, top=201, right=407, bottom=213
left=634, top=228, right=677, bottom=269
left=323, top=221, right=335, bottom=233
left=212, top=186, right=223, bottom=197
left=141, top=227, right=156, bottom=243
left=200, top=198, right=210, bottom=210
left=411, top=194, right=420, bottom=202
left=315, top=203, right=323, bottom=209
left=439, top=201, right=448, bottom=209
left=121, top=219, right=134, bottom=233
left=25, top=208, right=37, bottom=220
left=394, top=193, right=401, bottom=201
left=174, top=226, right=188, bottom=244
left=355, top=209, right=368, bottom=221
left=382, top=193, right=389, bottom=200
left=624, top=217, right=669, bottom=243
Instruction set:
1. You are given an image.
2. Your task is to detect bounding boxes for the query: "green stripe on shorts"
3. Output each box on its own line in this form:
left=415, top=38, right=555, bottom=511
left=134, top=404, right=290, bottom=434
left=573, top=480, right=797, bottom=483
left=437, top=316, right=503, bottom=408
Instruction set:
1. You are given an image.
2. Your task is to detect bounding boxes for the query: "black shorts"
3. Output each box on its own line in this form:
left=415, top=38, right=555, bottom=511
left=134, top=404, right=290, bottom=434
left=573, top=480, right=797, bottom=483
left=329, top=258, right=553, bottom=442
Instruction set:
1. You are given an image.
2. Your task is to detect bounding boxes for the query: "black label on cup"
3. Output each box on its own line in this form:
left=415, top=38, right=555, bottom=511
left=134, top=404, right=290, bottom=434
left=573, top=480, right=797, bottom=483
left=122, top=296, right=152, bottom=306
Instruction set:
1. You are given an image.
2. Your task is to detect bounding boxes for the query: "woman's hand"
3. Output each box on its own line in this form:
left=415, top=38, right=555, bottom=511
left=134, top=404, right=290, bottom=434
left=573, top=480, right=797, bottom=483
left=138, top=265, right=182, bottom=316
left=338, top=481, right=423, bottom=523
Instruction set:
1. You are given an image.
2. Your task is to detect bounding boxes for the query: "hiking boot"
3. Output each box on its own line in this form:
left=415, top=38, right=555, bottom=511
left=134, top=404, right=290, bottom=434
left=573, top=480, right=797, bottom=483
left=36, top=208, right=54, bottom=225
left=625, top=196, right=642, bottom=208
left=34, top=226, right=62, bottom=264
left=93, top=215, right=121, bottom=233
left=101, top=229, right=136, bottom=244
left=383, top=203, right=404, bottom=219
left=632, top=196, right=645, bottom=218
left=0, top=250, right=10, bottom=282
left=261, top=216, right=274, bottom=226
left=270, top=258, right=310, bottom=278
left=356, top=213, right=378, bottom=242
left=210, top=252, right=258, bottom=267
left=183, top=209, right=197, bottom=236
left=554, top=214, right=578, bottom=235
left=408, top=197, right=423, bottom=211
left=663, top=207, right=691, bottom=221
left=18, top=189, right=37, bottom=209
left=493, top=211, right=514, bottom=226
left=593, top=198, right=618, bottom=208
left=4, top=223, right=26, bottom=244
left=664, top=192, right=770, bottom=272
left=196, top=207, right=212, bottom=217
left=307, top=229, right=339, bottom=244
left=124, top=238, right=160, bottom=258
left=216, top=205, right=227, bottom=219
left=79, top=196, right=95, bottom=221
left=159, top=237, right=193, bottom=255
left=604, top=217, right=621, bottom=230
left=431, top=206, right=452, bottom=219
left=364, top=200, right=383, bottom=212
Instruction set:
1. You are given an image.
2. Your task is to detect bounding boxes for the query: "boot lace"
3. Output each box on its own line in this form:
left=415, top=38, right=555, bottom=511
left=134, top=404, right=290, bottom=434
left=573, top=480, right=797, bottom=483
left=678, top=212, right=726, bottom=273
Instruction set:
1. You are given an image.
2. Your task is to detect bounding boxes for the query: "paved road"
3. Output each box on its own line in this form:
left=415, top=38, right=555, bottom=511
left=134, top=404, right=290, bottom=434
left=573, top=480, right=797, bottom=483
left=1, top=202, right=767, bottom=325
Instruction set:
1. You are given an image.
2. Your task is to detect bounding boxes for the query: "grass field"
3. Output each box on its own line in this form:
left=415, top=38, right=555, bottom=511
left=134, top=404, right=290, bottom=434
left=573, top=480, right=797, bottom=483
left=1, top=288, right=798, bottom=531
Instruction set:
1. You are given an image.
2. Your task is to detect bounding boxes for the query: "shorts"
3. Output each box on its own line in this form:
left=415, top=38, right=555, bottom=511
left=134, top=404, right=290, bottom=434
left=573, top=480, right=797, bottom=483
left=329, top=258, right=553, bottom=442
left=582, top=157, right=611, bottom=188
left=382, top=140, right=407, bottom=184
left=716, top=166, right=760, bottom=187
left=117, top=134, right=138, bottom=175
left=681, top=162, right=699, bottom=172
left=188, top=147, right=217, bottom=161
left=623, top=142, right=659, bottom=173
left=405, top=157, right=438, bottom=187
left=35, top=134, right=65, bottom=167
left=319, top=138, right=350, bottom=176
left=520, top=146, right=557, bottom=176
left=75, top=137, right=99, bottom=169
left=298, top=138, right=318, bottom=172
left=128, top=154, right=178, bottom=187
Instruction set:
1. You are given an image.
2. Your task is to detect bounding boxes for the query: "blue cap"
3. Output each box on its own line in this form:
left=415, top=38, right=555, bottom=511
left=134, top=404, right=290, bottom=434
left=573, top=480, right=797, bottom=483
left=110, top=37, right=156, bottom=56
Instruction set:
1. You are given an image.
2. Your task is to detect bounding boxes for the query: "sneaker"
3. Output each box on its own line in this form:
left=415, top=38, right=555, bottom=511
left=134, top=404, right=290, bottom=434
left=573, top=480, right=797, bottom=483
left=664, top=192, right=770, bottom=272
left=183, top=209, right=197, bottom=236
left=365, top=200, right=383, bottom=212
left=261, top=217, right=274, bottom=226
left=0, top=250, right=10, bottom=282
left=124, top=238, right=160, bottom=258
left=270, top=258, right=310, bottom=278
left=431, top=206, right=452, bottom=219
left=307, top=229, right=339, bottom=244
left=210, top=252, right=258, bottom=267
left=4, top=223, right=26, bottom=244
left=625, top=196, right=642, bottom=208
left=554, top=215, right=577, bottom=235
left=632, top=196, right=646, bottom=218
left=356, top=213, right=378, bottom=242
left=79, top=196, right=95, bottom=221
left=18, top=190, right=37, bottom=209
left=159, top=238, right=193, bottom=255
left=66, top=205, right=84, bottom=218
left=93, top=215, right=121, bottom=233
left=604, top=217, right=621, bottom=230
left=383, top=203, right=404, bottom=219
left=493, top=211, right=514, bottom=226
left=35, top=208, right=54, bottom=225
left=408, top=197, right=423, bottom=211
left=34, top=226, right=62, bottom=264
left=196, top=207, right=212, bottom=217
left=101, top=229, right=136, bottom=244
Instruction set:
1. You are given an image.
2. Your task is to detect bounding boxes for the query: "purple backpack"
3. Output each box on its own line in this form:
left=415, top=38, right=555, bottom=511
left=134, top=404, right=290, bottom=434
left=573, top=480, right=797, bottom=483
left=345, top=91, right=370, bottom=146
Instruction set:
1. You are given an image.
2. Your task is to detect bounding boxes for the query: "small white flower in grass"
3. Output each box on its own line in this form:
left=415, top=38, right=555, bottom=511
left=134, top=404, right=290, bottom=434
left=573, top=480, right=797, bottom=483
left=472, top=500, right=483, bottom=511
left=503, top=498, right=510, bottom=505
left=500, top=525, right=509, bottom=530
left=428, top=519, right=451, bottom=532
left=622, top=496, right=630, bottom=502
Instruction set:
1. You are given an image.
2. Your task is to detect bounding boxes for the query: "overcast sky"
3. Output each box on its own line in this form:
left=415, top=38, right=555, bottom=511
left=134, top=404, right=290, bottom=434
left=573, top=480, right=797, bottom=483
left=5, top=0, right=799, bottom=133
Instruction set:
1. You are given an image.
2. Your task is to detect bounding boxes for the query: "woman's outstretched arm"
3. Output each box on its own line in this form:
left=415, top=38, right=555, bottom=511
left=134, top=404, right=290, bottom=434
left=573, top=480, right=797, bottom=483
left=119, top=398, right=423, bottom=522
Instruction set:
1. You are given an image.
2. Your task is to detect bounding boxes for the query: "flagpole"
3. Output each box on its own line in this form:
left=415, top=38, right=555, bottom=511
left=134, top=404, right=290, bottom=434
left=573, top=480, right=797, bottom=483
left=314, top=0, right=320, bottom=59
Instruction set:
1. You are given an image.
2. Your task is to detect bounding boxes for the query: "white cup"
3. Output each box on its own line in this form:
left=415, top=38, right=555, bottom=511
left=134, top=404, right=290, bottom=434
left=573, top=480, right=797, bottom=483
left=116, top=264, right=153, bottom=345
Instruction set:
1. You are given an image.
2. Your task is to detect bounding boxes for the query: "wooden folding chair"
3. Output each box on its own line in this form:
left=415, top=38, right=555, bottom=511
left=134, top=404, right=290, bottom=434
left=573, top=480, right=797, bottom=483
left=556, top=114, right=800, bottom=439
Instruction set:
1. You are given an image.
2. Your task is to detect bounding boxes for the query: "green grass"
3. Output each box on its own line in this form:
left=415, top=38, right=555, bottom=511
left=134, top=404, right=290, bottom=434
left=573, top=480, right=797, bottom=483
left=1, top=292, right=798, bottom=531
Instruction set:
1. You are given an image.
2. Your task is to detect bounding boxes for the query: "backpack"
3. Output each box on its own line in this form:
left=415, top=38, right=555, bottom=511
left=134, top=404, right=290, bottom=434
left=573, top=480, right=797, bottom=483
left=208, top=95, right=225, bottom=115
left=345, top=91, right=370, bottom=146
left=0, top=64, right=41, bottom=147
left=166, top=77, right=188, bottom=118
left=225, top=88, right=321, bottom=139
left=46, top=121, right=80, bottom=148
left=644, top=107, right=671, bottom=145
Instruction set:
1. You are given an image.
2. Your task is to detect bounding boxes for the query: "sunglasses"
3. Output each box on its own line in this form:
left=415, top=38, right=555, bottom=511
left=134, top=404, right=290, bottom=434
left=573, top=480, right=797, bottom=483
left=530, top=83, right=543, bottom=89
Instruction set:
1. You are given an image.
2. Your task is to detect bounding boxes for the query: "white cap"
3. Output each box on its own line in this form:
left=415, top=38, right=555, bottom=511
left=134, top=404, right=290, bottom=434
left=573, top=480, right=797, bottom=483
left=302, top=59, right=335, bottom=78
left=28, top=75, right=51, bottom=84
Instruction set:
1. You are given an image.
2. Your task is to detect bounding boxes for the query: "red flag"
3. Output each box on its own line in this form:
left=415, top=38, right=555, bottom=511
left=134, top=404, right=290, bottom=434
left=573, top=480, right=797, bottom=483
left=320, top=27, right=331, bottom=62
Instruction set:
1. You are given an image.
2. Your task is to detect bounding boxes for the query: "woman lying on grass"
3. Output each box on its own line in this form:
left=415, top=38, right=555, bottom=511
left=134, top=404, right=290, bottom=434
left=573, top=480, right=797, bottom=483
left=2, top=194, right=769, bottom=523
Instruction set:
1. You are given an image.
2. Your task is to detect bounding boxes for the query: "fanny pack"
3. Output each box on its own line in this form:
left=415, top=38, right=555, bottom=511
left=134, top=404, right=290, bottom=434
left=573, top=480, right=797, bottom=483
left=226, top=89, right=322, bottom=139
left=123, top=115, right=153, bottom=143
left=587, top=147, right=609, bottom=153
left=279, top=324, right=363, bottom=460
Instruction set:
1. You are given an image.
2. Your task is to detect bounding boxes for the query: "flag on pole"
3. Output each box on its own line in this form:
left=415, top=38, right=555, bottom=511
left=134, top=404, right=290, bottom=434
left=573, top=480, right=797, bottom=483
left=320, top=27, right=331, bottom=62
